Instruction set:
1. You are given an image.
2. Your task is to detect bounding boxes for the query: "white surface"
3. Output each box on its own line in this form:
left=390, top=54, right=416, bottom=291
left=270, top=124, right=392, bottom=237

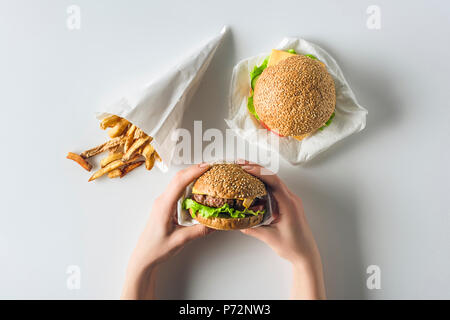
left=0, top=0, right=449, bottom=299
left=226, top=37, right=368, bottom=164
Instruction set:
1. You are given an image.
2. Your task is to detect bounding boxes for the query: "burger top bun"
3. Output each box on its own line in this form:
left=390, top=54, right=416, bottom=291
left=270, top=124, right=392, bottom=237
left=192, top=163, right=266, bottom=199
left=253, top=55, right=336, bottom=137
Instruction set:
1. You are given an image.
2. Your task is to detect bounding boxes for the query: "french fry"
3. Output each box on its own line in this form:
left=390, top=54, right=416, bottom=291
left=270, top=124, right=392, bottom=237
left=120, top=161, right=144, bottom=178
left=108, top=119, right=129, bottom=138
left=88, top=159, right=125, bottom=182
left=80, top=137, right=122, bottom=158
left=107, top=168, right=122, bottom=179
left=126, top=124, right=136, bottom=137
left=142, top=142, right=154, bottom=158
left=66, top=152, right=92, bottom=171
left=122, top=136, right=150, bottom=161
left=100, top=152, right=123, bottom=168
left=133, top=128, right=144, bottom=139
left=100, top=115, right=120, bottom=130
left=125, top=154, right=142, bottom=165
left=145, top=153, right=155, bottom=171
left=154, top=151, right=162, bottom=162
left=142, top=143, right=155, bottom=170
left=109, top=144, right=121, bottom=154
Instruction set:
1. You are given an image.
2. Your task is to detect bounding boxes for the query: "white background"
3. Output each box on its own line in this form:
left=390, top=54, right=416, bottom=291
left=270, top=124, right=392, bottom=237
left=1, top=0, right=449, bottom=299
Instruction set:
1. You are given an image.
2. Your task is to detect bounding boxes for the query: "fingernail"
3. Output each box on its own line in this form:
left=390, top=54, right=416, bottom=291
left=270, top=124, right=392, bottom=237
left=199, top=162, right=211, bottom=168
left=242, top=165, right=253, bottom=170
left=236, top=158, right=246, bottom=165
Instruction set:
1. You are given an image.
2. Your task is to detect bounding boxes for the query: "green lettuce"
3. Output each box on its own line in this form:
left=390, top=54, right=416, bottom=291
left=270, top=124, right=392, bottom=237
left=183, top=198, right=265, bottom=219
left=247, top=95, right=259, bottom=120
left=304, top=53, right=318, bottom=60
left=319, top=112, right=335, bottom=130
left=250, top=56, right=270, bottom=90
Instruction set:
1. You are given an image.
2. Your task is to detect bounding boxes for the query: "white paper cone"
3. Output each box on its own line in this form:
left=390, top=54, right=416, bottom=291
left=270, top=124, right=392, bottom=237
left=97, top=27, right=227, bottom=171
left=226, top=37, right=368, bottom=164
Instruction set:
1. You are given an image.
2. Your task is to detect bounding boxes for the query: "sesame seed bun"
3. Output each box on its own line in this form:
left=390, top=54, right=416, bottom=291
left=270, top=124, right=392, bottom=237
left=192, top=164, right=266, bottom=199
left=253, top=55, right=336, bottom=137
left=190, top=208, right=264, bottom=230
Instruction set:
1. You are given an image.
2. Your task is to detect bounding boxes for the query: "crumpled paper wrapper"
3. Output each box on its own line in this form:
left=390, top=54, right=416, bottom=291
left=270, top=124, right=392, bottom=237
left=96, top=27, right=227, bottom=171
left=177, top=161, right=274, bottom=228
left=225, top=37, right=368, bottom=164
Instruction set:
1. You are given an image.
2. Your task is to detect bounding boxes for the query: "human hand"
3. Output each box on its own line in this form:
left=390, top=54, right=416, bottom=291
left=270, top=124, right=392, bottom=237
left=238, top=161, right=326, bottom=299
left=122, top=163, right=214, bottom=299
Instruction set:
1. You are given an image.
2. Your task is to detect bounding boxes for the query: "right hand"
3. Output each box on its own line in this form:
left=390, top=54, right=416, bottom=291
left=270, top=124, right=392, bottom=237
left=238, top=162, right=322, bottom=266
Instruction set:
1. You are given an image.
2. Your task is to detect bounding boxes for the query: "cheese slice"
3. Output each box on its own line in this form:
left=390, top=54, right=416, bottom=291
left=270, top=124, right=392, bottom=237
left=268, top=49, right=297, bottom=67
left=242, top=198, right=253, bottom=209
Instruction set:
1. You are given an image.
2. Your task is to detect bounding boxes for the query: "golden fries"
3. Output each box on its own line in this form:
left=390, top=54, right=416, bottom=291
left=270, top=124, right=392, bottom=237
left=88, top=159, right=125, bottom=181
left=108, top=118, right=129, bottom=138
left=67, top=152, right=92, bottom=171
left=134, top=128, right=147, bottom=140
left=69, top=115, right=158, bottom=181
left=107, top=168, right=122, bottom=179
left=100, top=115, right=120, bottom=130
left=100, top=152, right=123, bottom=168
left=123, top=136, right=150, bottom=161
left=141, top=143, right=155, bottom=170
left=120, top=161, right=144, bottom=178
left=124, top=124, right=137, bottom=152
left=145, top=153, right=155, bottom=171
left=80, top=137, right=122, bottom=158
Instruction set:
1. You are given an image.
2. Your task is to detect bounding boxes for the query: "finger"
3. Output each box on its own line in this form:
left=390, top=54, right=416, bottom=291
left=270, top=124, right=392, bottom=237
left=164, top=163, right=211, bottom=203
left=171, top=224, right=215, bottom=247
left=268, top=191, right=281, bottom=223
left=239, top=163, right=284, bottom=192
left=241, top=225, right=276, bottom=244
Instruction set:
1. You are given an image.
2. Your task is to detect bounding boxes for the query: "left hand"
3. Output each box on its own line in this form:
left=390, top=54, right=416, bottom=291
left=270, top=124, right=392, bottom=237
left=122, top=163, right=214, bottom=299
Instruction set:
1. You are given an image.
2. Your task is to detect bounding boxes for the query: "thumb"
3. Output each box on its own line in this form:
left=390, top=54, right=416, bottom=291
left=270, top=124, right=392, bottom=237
left=241, top=225, right=276, bottom=244
left=172, top=224, right=214, bottom=247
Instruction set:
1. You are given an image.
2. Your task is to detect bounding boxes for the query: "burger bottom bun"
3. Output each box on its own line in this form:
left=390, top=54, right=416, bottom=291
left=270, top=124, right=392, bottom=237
left=190, top=209, right=264, bottom=230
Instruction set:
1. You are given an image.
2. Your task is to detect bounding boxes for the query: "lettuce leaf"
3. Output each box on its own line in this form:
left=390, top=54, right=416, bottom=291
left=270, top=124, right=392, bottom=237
left=250, top=56, right=270, bottom=90
left=319, top=112, right=335, bottom=130
left=305, top=54, right=318, bottom=60
left=183, top=198, right=265, bottom=219
left=247, top=95, right=259, bottom=120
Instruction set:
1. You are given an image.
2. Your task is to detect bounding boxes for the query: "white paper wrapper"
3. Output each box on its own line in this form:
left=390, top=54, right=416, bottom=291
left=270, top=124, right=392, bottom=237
left=96, top=27, right=227, bottom=172
left=177, top=162, right=274, bottom=228
left=225, top=37, right=368, bottom=164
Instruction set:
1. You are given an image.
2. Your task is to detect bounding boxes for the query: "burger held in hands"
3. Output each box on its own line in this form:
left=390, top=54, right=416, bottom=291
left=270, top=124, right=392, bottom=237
left=248, top=49, right=336, bottom=140
left=182, top=164, right=268, bottom=230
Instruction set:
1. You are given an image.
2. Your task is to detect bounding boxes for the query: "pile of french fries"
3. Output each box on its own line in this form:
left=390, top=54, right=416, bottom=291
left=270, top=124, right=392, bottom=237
left=67, top=115, right=160, bottom=181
